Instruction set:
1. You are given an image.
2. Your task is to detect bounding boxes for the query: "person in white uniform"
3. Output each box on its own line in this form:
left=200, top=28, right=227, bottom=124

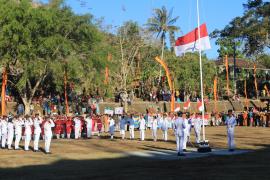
left=1, top=116, right=8, bottom=149
left=192, top=113, right=202, bottom=144
left=43, top=117, right=55, bottom=154
left=33, top=114, right=43, bottom=152
left=85, top=115, right=92, bottom=138
left=108, top=116, right=115, bottom=139
left=7, top=117, right=14, bottom=150
left=160, top=113, right=169, bottom=141
left=139, top=115, right=146, bottom=141
left=119, top=116, right=126, bottom=140
left=128, top=115, right=135, bottom=140
left=151, top=116, right=158, bottom=142
left=14, top=116, right=24, bottom=150
left=225, top=110, right=237, bottom=151
left=0, top=117, right=2, bottom=143
left=174, top=112, right=187, bottom=156
left=73, top=116, right=81, bottom=139
left=183, top=113, right=192, bottom=151
left=24, top=116, right=33, bottom=151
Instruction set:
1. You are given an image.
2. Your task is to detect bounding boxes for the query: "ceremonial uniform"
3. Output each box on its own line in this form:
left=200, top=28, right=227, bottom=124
left=24, top=118, right=33, bottom=151
left=119, top=117, right=126, bottom=139
left=65, top=118, right=73, bottom=139
left=7, top=120, right=14, bottom=150
left=33, top=117, right=42, bottom=151
left=43, top=119, right=55, bottom=153
left=109, top=117, right=115, bottom=139
left=160, top=117, right=169, bottom=141
left=1, top=118, right=8, bottom=148
left=152, top=118, right=158, bottom=141
left=54, top=119, right=62, bottom=139
left=129, top=117, right=135, bottom=140
left=183, top=118, right=192, bottom=150
left=174, top=116, right=187, bottom=155
left=192, top=117, right=202, bottom=144
left=14, top=118, right=24, bottom=149
left=85, top=117, right=93, bottom=138
left=139, top=117, right=146, bottom=141
left=74, top=117, right=81, bottom=139
left=225, top=115, right=237, bottom=150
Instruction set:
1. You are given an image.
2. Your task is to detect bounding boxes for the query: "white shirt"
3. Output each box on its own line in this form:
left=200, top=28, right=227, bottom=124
left=33, top=117, right=42, bottom=134
left=174, top=117, right=187, bottom=136
left=120, top=118, right=126, bottom=130
left=85, top=117, right=92, bottom=128
left=129, top=118, right=134, bottom=128
left=74, top=118, right=81, bottom=128
left=7, top=121, right=14, bottom=135
left=225, top=116, right=236, bottom=129
left=44, top=119, right=55, bottom=136
left=161, top=117, right=169, bottom=131
left=24, top=118, right=33, bottom=135
left=139, top=118, right=146, bottom=130
left=1, top=120, right=8, bottom=134
left=152, top=119, right=158, bottom=130
left=192, top=117, right=202, bottom=131
left=14, top=118, right=24, bottom=134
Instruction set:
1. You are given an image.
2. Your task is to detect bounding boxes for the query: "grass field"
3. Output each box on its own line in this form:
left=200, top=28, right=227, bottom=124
left=0, top=126, right=270, bottom=180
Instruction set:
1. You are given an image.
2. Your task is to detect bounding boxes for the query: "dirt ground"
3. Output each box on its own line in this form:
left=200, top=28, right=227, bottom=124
left=0, top=126, right=270, bottom=180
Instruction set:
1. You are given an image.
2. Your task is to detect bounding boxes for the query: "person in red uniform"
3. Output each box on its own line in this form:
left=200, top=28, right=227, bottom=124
left=96, top=115, right=103, bottom=137
left=54, top=117, right=62, bottom=139
left=65, top=117, right=73, bottom=139
left=60, top=118, right=66, bottom=138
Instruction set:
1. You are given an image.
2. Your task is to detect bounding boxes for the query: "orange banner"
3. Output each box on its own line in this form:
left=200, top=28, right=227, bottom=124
left=244, top=79, right=248, bottom=107
left=154, top=57, right=174, bottom=112
left=1, top=68, right=7, bottom=116
left=213, top=76, right=218, bottom=111
left=64, top=67, right=69, bottom=115
left=225, top=55, right=229, bottom=96
left=253, top=64, right=258, bottom=97
left=264, top=85, right=270, bottom=96
left=104, top=66, right=109, bottom=85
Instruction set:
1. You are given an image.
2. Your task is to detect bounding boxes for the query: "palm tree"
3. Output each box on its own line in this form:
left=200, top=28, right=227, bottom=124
left=146, top=6, right=180, bottom=82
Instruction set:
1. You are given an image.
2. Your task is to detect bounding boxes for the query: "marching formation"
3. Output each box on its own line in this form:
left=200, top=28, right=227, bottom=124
left=0, top=110, right=237, bottom=156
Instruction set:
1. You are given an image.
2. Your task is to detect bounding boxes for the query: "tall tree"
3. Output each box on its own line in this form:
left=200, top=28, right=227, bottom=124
left=0, top=0, right=100, bottom=114
left=146, top=6, right=179, bottom=82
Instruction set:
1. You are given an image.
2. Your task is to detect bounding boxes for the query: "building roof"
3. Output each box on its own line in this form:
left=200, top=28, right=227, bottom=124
left=215, top=58, right=267, bottom=69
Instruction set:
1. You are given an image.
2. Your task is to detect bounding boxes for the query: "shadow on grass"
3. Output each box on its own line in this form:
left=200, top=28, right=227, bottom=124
left=0, top=144, right=270, bottom=180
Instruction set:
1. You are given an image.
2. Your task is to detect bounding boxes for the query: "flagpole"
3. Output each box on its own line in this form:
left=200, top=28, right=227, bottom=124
left=196, top=0, right=206, bottom=141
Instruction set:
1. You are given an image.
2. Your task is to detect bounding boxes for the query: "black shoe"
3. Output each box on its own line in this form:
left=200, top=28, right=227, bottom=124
left=183, top=149, right=187, bottom=152
left=34, top=150, right=40, bottom=152
left=229, top=149, right=235, bottom=152
left=177, top=153, right=185, bottom=156
left=46, top=152, right=52, bottom=154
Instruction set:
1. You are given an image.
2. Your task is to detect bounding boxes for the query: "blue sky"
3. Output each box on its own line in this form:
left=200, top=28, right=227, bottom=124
left=42, top=0, right=248, bottom=59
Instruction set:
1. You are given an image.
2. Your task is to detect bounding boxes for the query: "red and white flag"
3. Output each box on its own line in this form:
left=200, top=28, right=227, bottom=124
left=174, top=103, right=180, bottom=112
left=197, top=99, right=204, bottom=112
left=175, top=23, right=211, bottom=56
left=183, top=99, right=190, bottom=110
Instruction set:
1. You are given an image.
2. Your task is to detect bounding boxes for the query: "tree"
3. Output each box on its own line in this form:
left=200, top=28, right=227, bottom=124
left=0, top=0, right=100, bottom=114
left=146, top=6, right=179, bottom=82
left=211, top=0, right=270, bottom=57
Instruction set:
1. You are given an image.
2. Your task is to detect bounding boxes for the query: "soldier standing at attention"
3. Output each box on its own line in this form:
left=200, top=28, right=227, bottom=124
left=225, top=110, right=237, bottom=151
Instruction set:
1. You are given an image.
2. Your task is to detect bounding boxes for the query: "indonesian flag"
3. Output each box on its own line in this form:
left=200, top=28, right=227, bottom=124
left=183, top=99, right=190, bottom=110
left=197, top=100, right=204, bottom=112
left=174, top=103, right=180, bottom=112
left=175, top=23, right=211, bottom=56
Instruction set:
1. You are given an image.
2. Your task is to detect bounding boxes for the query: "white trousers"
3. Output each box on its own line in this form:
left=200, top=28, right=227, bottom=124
left=34, top=133, right=41, bottom=150
left=129, top=127, right=134, bottom=139
left=162, top=130, right=168, bottom=141
left=195, top=129, right=201, bottom=143
left=176, top=135, right=184, bottom=153
left=140, top=130, right=145, bottom=141
left=86, top=126, right=92, bottom=138
left=45, top=134, right=52, bottom=153
left=7, top=132, right=14, bottom=149
left=15, top=132, right=22, bottom=149
left=1, top=133, right=7, bottom=148
left=120, top=130, right=125, bottom=139
left=24, top=133, right=31, bottom=150
left=227, top=129, right=235, bottom=150
left=152, top=129, right=157, bottom=141
left=75, top=127, right=80, bottom=139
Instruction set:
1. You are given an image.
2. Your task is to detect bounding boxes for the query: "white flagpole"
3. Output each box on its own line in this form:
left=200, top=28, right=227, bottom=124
left=196, top=0, right=206, bottom=141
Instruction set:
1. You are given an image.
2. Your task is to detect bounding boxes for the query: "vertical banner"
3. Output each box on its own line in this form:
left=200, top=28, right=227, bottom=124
left=104, top=53, right=112, bottom=85
left=154, top=57, right=174, bottom=112
left=244, top=79, right=248, bottom=108
left=264, top=85, right=269, bottom=96
left=213, top=76, right=218, bottom=111
left=225, top=55, right=229, bottom=96
left=64, top=65, right=69, bottom=115
left=1, top=68, right=7, bottom=116
left=253, top=64, right=258, bottom=98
